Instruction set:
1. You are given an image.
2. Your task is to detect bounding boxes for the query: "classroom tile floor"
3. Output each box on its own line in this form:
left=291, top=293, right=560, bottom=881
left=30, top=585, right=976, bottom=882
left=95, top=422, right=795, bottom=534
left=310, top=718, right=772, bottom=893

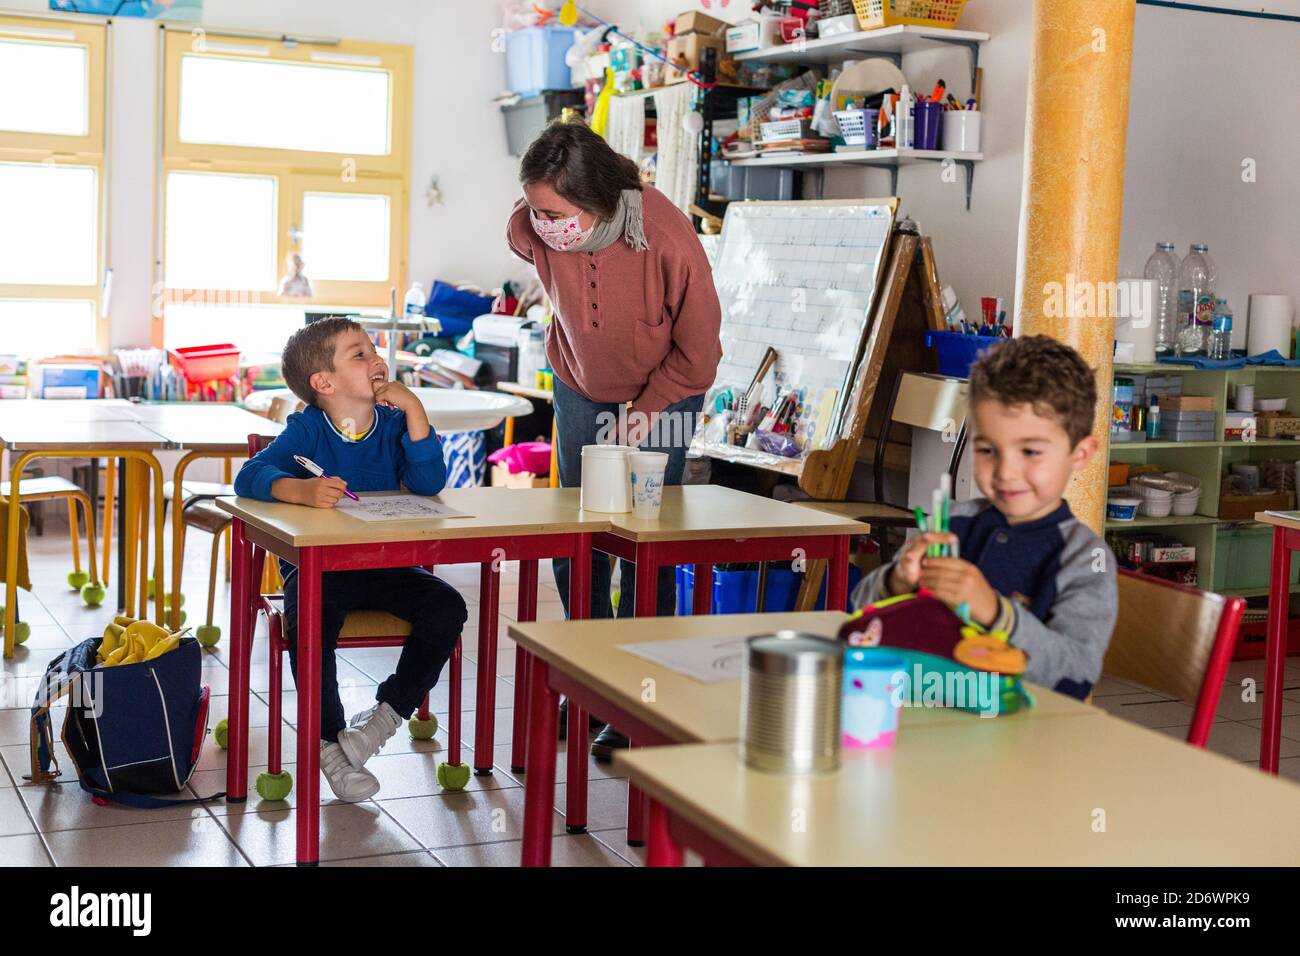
left=4, top=513, right=1300, bottom=867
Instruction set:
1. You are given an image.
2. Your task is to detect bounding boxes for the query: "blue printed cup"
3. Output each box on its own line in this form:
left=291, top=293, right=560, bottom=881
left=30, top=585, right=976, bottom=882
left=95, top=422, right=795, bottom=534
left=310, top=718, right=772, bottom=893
left=629, top=451, right=669, bottom=519
left=842, top=648, right=905, bottom=750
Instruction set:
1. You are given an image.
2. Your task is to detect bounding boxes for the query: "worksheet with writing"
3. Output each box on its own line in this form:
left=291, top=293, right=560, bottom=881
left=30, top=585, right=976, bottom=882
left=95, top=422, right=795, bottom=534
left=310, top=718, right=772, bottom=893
left=619, top=637, right=748, bottom=684
left=336, top=495, right=470, bottom=522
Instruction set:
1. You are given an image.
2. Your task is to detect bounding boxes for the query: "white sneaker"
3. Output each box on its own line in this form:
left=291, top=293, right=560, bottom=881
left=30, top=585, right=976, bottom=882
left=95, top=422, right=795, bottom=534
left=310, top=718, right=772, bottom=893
left=338, top=701, right=402, bottom=770
left=320, top=740, right=380, bottom=802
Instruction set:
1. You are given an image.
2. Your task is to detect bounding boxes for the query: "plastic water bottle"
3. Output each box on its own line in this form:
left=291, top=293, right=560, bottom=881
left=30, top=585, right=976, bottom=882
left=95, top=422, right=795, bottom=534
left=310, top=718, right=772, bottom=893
left=1208, top=298, right=1233, bottom=360
left=404, top=281, right=427, bottom=319
left=1146, top=393, right=1161, bottom=440
left=1144, top=242, right=1180, bottom=356
left=1176, top=244, right=1216, bottom=356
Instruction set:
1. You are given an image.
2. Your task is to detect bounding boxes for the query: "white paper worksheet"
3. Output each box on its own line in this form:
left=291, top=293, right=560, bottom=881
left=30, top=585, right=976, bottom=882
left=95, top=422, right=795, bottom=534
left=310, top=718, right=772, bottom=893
left=618, top=637, right=748, bottom=684
left=335, top=495, right=470, bottom=522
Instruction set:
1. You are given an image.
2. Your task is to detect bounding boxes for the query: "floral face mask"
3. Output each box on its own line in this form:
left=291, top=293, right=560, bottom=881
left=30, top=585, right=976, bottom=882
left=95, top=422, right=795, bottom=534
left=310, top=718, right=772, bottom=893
left=530, top=209, right=591, bottom=252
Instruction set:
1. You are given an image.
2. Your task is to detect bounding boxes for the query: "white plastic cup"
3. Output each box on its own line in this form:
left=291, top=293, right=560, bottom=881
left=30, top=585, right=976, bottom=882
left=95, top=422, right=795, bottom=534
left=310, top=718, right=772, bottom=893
left=629, top=451, right=669, bottom=519
left=580, top=444, right=634, bottom=513
left=940, top=110, right=981, bottom=153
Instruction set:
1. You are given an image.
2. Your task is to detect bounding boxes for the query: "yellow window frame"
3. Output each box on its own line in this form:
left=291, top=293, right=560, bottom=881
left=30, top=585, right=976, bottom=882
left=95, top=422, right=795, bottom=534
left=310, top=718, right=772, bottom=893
left=0, top=13, right=107, bottom=351
left=158, top=30, right=412, bottom=338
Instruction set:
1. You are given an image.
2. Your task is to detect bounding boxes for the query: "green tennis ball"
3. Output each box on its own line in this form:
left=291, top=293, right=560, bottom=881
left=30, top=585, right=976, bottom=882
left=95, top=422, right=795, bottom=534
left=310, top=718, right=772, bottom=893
left=214, top=718, right=228, bottom=749
left=164, top=592, right=185, bottom=609
left=13, top=621, right=30, bottom=645
left=611, top=589, right=621, bottom=612
left=255, top=770, right=293, bottom=802
left=67, top=570, right=90, bottom=590
left=146, top=578, right=155, bottom=599
left=196, top=624, right=221, bottom=647
left=408, top=715, right=438, bottom=740
left=437, top=762, right=471, bottom=791
left=80, top=583, right=105, bottom=608
left=174, top=610, right=187, bottom=627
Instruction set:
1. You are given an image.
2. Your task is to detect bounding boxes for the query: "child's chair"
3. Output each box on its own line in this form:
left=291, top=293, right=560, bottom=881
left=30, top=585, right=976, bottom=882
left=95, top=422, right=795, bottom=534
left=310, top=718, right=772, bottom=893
left=0, top=472, right=100, bottom=604
left=244, top=433, right=466, bottom=801
left=1104, top=568, right=1245, bottom=747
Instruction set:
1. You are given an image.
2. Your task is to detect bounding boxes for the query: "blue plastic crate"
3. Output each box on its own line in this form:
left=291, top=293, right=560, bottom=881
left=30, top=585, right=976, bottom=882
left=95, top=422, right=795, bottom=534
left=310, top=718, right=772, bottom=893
left=675, top=565, right=861, bottom=615
left=505, top=27, right=578, bottom=97
left=925, top=330, right=1002, bottom=378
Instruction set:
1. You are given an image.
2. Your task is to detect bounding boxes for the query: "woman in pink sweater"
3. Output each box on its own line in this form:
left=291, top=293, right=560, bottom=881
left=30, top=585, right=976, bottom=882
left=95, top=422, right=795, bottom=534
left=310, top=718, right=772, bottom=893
left=507, top=122, right=722, bottom=759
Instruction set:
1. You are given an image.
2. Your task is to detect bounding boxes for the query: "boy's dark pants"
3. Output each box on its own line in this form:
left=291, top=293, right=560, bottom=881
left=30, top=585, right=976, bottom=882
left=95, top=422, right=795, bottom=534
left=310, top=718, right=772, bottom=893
left=280, top=563, right=468, bottom=742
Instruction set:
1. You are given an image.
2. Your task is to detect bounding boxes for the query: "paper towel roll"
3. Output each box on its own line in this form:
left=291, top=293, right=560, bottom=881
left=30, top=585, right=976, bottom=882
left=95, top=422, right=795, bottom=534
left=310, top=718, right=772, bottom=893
left=1248, top=293, right=1295, bottom=357
left=1115, top=278, right=1158, bottom=363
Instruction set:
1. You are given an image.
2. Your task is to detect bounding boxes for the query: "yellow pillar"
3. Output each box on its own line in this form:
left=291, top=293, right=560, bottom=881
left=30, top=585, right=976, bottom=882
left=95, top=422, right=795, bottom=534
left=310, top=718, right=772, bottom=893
left=1014, top=0, right=1137, bottom=533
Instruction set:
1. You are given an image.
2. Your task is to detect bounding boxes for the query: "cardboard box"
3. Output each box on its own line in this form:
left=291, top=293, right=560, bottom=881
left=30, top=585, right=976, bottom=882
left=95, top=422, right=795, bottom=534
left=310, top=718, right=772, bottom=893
left=40, top=365, right=100, bottom=400
left=675, top=11, right=728, bottom=36
left=1220, top=491, right=1293, bottom=521
left=1258, top=415, right=1300, bottom=438
left=725, top=16, right=782, bottom=53
left=1161, top=395, right=1214, bottom=411
left=665, top=34, right=728, bottom=83
left=490, top=461, right=548, bottom=489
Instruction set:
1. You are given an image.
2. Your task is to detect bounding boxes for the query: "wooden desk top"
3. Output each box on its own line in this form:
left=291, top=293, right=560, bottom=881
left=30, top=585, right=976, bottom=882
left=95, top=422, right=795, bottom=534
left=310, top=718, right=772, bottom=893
left=216, top=486, right=610, bottom=547
left=606, top=485, right=866, bottom=542
left=1255, top=511, right=1300, bottom=533
left=0, top=399, right=138, bottom=428
left=1, top=419, right=172, bottom=452
left=126, top=404, right=282, bottom=450
left=508, top=610, right=1096, bottom=744
left=496, top=383, right=555, bottom=403
left=617, top=717, right=1300, bottom=866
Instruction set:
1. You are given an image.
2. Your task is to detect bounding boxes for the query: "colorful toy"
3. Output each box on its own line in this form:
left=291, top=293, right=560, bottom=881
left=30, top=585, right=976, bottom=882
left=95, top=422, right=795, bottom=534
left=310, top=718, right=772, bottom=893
left=838, top=590, right=1033, bottom=716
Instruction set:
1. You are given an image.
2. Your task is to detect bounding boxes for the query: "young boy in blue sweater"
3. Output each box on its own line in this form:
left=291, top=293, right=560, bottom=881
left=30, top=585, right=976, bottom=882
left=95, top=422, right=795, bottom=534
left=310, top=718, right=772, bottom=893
left=235, top=317, right=467, bottom=801
left=852, top=336, right=1117, bottom=699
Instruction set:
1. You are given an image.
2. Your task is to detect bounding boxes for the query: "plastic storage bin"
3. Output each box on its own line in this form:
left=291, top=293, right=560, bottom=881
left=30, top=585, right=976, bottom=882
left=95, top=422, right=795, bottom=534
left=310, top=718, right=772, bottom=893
left=505, top=27, right=579, bottom=97
left=744, top=167, right=795, bottom=201
left=853, top=0, right=969, bottom=30
left=925, top=331, right=1002, bottom=378
left=675, top=564, right=863, bottom=615
left=168, top=343, right=240, bottom=383
left=1213, top=525, right=1300, bottom=592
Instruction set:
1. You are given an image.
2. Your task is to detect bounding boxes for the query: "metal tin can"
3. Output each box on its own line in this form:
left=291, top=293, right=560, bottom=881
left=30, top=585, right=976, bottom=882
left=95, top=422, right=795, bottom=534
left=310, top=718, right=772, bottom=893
left=741, top=632, right=843, bottom=773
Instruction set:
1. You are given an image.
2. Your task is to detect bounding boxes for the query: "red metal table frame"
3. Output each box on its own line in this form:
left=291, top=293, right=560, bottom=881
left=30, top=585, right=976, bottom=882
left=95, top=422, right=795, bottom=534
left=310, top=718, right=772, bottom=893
left=1262, top=526, right=1297, bottom=774
left=519, top=529, right=852, bottom=866
left=226, top=517, right=593, bottom=865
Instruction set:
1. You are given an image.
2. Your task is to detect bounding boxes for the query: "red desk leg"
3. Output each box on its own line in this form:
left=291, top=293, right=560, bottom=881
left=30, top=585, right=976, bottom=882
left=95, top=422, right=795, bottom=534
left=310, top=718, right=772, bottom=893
left=647, top=800, right=684, bottom=867
left=1262, top=527, right=1290, bottom=774
left=225, top=519, right=252, bottom=802
left=565, top=534, right=592, bottom=833
left=827, top=533, right=850, bottom=612
left=692, top=563, right=713, bottom=615
left=522, top=654, right=559, bottom=866
left=296, top=546, right=323, bottom=866
left=511, top=559, right=539, bottom=773
left=626, top=542, right=659, bottom=846
left=473, top=560, right=501, bottom=775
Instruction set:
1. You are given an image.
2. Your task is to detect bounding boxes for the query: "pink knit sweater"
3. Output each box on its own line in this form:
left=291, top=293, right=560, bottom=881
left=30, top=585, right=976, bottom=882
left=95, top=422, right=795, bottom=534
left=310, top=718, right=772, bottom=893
left=506, top=185, right=722, bottom=414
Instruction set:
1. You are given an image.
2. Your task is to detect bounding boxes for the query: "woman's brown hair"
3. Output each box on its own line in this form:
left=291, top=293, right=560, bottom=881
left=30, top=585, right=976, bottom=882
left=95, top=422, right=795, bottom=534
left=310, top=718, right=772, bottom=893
left=519, top=121, right=642, bottom=221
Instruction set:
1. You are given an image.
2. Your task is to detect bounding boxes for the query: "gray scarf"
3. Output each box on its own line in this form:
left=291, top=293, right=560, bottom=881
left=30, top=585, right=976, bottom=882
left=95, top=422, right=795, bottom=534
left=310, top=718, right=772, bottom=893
left=573, top=188, right=649, bottom=254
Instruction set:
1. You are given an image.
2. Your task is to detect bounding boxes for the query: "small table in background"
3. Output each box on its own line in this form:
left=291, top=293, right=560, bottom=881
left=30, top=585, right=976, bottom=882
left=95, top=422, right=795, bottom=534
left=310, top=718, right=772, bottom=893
left=496, top=382, right=557, bottom=488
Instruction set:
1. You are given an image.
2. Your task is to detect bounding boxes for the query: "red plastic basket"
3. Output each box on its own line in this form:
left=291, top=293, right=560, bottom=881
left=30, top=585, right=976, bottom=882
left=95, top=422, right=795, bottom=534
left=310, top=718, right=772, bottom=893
left=168, top=343, right=241, bottom=383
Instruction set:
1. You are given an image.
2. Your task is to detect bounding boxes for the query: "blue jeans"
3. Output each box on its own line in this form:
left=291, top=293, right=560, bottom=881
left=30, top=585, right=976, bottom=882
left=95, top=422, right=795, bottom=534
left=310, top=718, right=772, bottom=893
left=551, top=376, right=704, bottom=620
left=281, top=562, right=467, bottom=741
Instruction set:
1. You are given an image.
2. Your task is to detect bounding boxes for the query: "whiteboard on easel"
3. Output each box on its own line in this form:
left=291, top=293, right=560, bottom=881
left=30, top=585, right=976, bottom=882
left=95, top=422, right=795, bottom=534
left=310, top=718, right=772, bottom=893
left=702, top=199, right=898, bottom=460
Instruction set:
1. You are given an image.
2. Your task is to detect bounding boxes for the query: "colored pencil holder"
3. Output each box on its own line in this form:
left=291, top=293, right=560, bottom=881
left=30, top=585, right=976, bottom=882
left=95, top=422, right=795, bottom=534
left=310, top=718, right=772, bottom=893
left=913, top=100, right=944, bottom=150
left=842, top=648, right=905, bottom=750
left=941, top=110, right=981, bottom=153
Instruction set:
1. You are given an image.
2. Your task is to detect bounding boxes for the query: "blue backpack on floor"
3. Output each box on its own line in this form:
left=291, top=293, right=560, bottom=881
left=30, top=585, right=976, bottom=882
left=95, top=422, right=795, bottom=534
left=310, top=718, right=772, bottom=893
left=28, top=635, right=223, bottom=808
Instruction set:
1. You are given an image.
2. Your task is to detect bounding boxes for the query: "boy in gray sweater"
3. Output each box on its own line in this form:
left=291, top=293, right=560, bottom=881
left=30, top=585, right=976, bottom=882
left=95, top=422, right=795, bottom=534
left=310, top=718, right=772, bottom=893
left=853, top=336, right=1117, bottom=698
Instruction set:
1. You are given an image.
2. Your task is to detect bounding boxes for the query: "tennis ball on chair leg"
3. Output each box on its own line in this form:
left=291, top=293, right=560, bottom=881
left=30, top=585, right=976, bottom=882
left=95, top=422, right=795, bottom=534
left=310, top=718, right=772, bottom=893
left=408, top=714, right=438, bottom=740
left=255, top=770, right=293, bottom=802
left=164, top=592, right=185, bottom=609
left=67, top=570, right=89, bottom=590
left=81, top=583, right=105, bottom=608
left=13, top=621, right=30, bottom=645
left=214, top=718, right=229, bottom=749
left=196, top=624, right=221, bottom=647
left=147, top=578, right=155, bottom=599
left=437, top=762, right=471, bottom=791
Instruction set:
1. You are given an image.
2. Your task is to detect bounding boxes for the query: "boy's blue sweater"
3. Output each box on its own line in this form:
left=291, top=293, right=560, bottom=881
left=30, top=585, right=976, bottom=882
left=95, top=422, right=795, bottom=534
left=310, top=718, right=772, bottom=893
left=234, top=404, right=447, bottom=502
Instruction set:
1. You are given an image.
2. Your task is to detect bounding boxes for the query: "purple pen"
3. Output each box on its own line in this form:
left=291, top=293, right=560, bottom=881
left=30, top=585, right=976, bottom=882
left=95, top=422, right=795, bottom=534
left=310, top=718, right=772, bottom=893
left=294, top=455, right=360, bottom=501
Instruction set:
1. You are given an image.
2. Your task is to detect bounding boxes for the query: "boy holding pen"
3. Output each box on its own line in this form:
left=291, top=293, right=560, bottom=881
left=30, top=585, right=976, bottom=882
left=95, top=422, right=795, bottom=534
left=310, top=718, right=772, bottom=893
left=852, top=336, right=1117, bottom=699
left=235, top=317, right=467, bottom=802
